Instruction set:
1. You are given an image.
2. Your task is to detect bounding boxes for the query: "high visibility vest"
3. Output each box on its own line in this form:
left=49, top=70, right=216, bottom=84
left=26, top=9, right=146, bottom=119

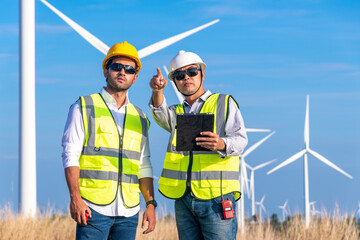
left=158, top=93, right=241, bottom=201
left=78, top=93, right=149, bottom=208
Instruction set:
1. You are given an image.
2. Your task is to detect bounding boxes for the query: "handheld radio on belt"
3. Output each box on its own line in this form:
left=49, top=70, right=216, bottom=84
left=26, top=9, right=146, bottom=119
left=220, top=171, right=234, bottom=219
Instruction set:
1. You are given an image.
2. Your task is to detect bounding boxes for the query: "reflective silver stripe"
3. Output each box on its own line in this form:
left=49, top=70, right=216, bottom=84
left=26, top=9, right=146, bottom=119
left=82, top=95, right=95, bottom=147
left=122, top=172, right=139, bottom=184
left=196, top=171, right=239, bottom=181
left=82, top=146, right=141, bottom=160
left=161, top=169, right=239, bottom=181
left=161, top=169, right=187, bottom=180
left=80, top=169, right=138, bottom=183
left=216, top=94, right=227, bottom=137
left=132, top=105, right=148, bottom=151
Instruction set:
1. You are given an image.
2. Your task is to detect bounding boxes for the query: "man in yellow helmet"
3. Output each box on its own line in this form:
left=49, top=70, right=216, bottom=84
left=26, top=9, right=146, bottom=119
left=149, top=50, right=248, bottom=240
left=62, top=42, right=156, bottom=239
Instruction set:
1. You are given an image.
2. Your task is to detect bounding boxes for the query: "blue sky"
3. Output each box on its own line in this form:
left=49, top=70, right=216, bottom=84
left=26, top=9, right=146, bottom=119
left=0, top=0, right=359, bottom=219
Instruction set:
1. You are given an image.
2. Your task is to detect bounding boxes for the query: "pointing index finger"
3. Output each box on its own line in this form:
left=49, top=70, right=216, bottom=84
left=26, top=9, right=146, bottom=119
left=156, top=67, right=162, bottom=77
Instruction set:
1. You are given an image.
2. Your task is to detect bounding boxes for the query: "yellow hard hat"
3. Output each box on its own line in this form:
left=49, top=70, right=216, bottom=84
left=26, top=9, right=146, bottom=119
left=102, top=41, right=141, bottom=74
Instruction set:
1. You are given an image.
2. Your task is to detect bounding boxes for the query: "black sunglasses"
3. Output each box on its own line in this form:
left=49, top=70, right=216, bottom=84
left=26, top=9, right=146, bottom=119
left=172, top=67, right=200, bottom=81
left=108, top=63, right=137, bottom=74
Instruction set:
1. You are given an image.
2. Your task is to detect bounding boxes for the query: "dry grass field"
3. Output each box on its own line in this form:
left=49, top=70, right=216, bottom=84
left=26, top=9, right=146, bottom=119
left=0, top=205, right=359, bottom=240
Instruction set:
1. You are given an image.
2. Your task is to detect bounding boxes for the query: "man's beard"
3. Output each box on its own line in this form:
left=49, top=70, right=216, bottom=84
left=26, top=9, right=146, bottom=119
left=106, top=77, right=132, bottom=92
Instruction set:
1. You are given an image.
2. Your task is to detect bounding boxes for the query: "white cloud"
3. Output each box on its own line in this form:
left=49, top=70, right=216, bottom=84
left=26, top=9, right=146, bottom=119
left=0, top=155, right=17, bottom=161
left=36, top=24, right=72, bottom=33
left=36, top=77, right=62, bottom=84
left=0, top=24, right=18, bottom=35
left=200, top=3, right=310, bottom=19
left=0, top=53, right=13, bottom=58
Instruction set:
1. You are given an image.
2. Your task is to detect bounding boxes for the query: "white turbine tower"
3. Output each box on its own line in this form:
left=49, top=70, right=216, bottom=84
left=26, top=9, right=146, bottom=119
left=278, top=200, right=288, bottom=221
left=238, top=131, right=275, bottom=231
left=19, top=0, right=37, bottom=217
left=256, top=195, right=266, bottom=222
left=267, top=95, right=353, bottom=228
left=20, top=0, right=221, bottom=217
left=246, top=159, right=276, bottom=218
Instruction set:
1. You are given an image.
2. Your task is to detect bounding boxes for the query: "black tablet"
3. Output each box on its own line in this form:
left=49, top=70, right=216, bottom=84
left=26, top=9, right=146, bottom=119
left=176, top=113, right=214, bottom=151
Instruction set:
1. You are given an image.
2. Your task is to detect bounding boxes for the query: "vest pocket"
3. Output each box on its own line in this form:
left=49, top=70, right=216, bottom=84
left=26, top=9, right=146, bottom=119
left=79, top=178, right=107, bottom=189
left=129, top=184, right=140, bottom=193
left=159, top=175, right=179, bottom=187
left=163, top=153, right=183, bottom=171
left=199, top=156, right=229, bottom=188
left=123, top=135, right=141, bottom=152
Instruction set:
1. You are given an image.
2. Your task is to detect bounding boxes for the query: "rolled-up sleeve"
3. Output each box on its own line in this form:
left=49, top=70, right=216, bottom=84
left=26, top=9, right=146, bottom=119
left=221, top=97, right=248, bottom=156
left=148, top=97, right=176, bottom=132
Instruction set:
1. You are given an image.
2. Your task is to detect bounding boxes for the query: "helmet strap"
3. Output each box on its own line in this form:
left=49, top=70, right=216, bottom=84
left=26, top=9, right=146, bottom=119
left=175, top=71, right=203, bottom=97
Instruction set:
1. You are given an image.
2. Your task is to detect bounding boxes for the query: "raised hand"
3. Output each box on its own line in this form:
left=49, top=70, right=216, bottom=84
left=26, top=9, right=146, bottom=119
left=150, top=67, right=167, bottom=92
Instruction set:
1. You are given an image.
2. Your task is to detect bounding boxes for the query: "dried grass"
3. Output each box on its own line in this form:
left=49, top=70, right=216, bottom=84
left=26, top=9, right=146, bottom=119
left=0, top=205, right=359, bottom=240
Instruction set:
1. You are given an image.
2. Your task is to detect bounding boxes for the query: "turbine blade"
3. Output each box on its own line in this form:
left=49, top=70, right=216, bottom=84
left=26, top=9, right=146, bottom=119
left=304, top=95, right=310, bottom=148
left=138, top=19, right=220, bottom=59
left=40, top=0, right=109, bottom=55
left=245, top=162, right=253, bottom=170
left=243, top=131, right=275, bottom=158
left=267, top=149, right=306, bottom=175
left=262, top=205, right=266, bottom=212
left=245, top=128, right=271, bottom=132
left=261, top=194, right=265, bottom=203
left=162, top=65, right=184, bottom=103
left=253, top=159, right=276, bottom=171
left=308, top=149, right=353, bottom=179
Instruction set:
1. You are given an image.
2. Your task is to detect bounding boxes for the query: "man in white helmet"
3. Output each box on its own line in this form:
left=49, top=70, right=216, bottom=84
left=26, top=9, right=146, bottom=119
left=149, top=50, right=248, bottom=240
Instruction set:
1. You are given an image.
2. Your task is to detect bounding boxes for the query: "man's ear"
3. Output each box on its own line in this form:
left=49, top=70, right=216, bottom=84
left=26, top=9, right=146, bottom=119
left=132, top=74, right=138, bottom=84
left=104, top=68, right=108, bottom=78
left=202, top=70, right=205, bottom=81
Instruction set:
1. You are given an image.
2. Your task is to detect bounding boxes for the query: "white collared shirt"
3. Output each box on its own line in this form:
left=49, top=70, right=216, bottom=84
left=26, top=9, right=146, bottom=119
left=62, top=88, right=152, bottom=217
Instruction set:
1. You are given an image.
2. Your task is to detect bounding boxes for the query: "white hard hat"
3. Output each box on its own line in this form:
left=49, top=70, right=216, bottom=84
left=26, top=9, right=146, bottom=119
left=168, top=50, right=207, bottom=80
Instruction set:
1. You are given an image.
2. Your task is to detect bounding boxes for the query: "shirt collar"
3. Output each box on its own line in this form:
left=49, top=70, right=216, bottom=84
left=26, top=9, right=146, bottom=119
left=183, top=90, right=212, bottom=106
left=100, top=87, right=130, bottom=109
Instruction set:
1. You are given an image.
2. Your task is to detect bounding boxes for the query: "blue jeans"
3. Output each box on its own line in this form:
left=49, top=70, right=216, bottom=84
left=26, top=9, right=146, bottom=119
left=175, top=192, right=237, bottom=240
left=76, top=208, right=139, bottom=240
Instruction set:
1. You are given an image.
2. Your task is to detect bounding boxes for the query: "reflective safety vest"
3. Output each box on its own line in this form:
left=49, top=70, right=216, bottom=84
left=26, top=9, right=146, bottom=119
left=158, top=93, right=241, bottom=201
left=78, top=93, right=149, bottom=208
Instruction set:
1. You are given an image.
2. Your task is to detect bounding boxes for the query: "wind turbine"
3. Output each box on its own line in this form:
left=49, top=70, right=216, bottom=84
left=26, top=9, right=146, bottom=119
left=246, top=159, right=276, bottom=218
left=278, top=200, right=288, bottom=221
left=309, top=201, right=320, bottom=217
left=40, top=0, right=220, bottom=57
left=20, top=0, right=220, bottom=217
left=238, top=131, right=275, bottom=231
left=356, top=202, right=360, bottom=218
left=267, top=95, right=353, bottom=228
left=256, top=195, right=266, bottom=222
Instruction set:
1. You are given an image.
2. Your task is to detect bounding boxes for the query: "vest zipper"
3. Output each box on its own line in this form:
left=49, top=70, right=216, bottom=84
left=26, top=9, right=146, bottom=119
left=186, top=151, right=193, bottom=192
left=118, top=109, right=126, bottom=205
